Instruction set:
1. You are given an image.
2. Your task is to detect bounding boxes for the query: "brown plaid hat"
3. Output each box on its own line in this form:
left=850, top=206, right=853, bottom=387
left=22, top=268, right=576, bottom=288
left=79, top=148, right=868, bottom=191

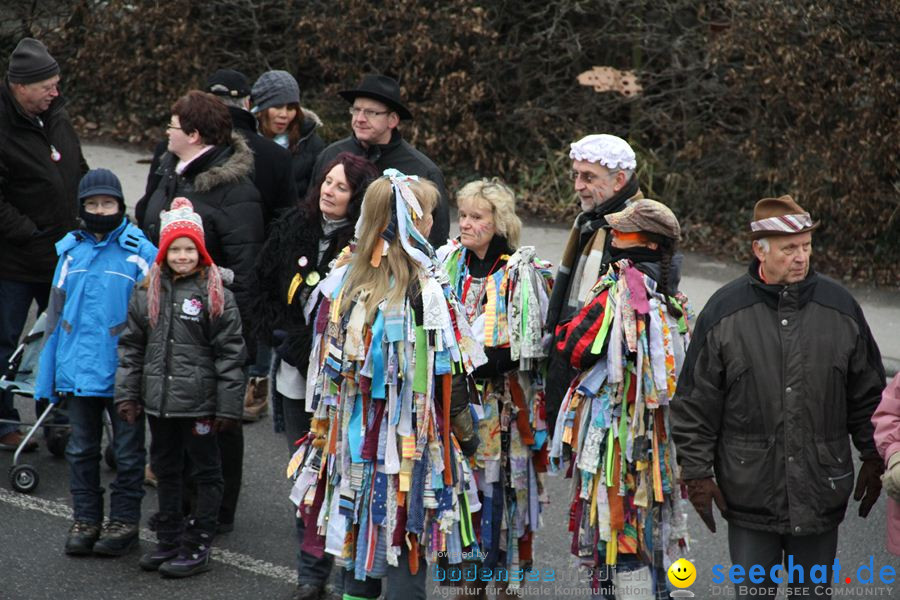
left=605, top=199, right=681, bottom=240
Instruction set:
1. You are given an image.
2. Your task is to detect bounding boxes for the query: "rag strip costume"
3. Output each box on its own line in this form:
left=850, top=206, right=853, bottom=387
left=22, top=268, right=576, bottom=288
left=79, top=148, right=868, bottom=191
left=437, top=237, right=554, bottom=579
left=287, top=171, right=488, bottom=582
left=550, top=258, right=692, bottom=575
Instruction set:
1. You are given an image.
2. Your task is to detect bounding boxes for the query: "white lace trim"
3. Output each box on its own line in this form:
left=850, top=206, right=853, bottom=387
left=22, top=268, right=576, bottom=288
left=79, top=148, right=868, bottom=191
left=569, top=134, right=637, bottom=170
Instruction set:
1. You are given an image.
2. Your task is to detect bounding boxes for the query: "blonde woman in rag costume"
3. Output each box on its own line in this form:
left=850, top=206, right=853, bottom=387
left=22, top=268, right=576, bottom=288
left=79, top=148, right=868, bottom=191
left=435, top=179, right=554, bottom=595
left=551, top=199, right=691, bottom=599
left=286, top=170, right=487, bottom=600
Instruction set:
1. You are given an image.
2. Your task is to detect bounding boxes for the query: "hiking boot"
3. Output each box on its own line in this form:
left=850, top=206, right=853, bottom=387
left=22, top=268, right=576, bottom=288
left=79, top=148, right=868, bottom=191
left=242, top=376, right=269, bottom=422
left=158, top=539, right=213, bottom=578
left=64, top=521, right=100, bottom=555
left=144, top=464, right=158, bottom=487
left=0, top=430, right=38, bottom=452
left=291, top=583, right=324, bottom=600
left=139, top=541, right=180, bottom=571
left=93, top=520, right=139, bottom=556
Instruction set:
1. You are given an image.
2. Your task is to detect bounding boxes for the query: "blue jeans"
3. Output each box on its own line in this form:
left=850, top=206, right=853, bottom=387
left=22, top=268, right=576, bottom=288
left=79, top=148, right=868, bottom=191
left=66, top=396, right=146, bottom=524
left=0, top=279, right=50, bottom=436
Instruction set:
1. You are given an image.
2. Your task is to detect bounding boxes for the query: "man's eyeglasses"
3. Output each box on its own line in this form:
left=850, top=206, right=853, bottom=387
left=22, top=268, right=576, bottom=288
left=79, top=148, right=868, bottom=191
left=349, top=107, right=390, bottom=119
left=166, top=123, right=182, bottom=131
left=570, top=170, right=601, bottom=184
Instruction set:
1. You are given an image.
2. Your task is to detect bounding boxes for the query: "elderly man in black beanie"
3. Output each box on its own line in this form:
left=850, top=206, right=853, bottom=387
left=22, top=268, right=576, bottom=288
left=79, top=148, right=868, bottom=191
left=0, top=37, right=87, bottom=451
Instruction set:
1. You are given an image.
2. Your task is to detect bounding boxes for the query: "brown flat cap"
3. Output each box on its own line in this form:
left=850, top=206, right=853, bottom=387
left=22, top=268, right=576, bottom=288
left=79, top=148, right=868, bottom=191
left=750, top=195, right=819, bottom=239
left=605, top=199, right=681, bottom=240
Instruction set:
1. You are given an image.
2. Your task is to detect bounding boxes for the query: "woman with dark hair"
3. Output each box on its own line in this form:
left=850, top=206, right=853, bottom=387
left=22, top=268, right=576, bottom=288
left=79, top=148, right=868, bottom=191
left=251, top=70, right=326, bottom=201
left=551, top=199, right=691, bottom=600
left=252, top=151, right=378, bottom=600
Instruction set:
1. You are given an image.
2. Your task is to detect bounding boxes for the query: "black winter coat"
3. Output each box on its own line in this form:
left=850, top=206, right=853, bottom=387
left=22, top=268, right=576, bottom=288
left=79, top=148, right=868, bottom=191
left=671, top=262, right=885, bottom=535
left=311, top=129, right=449, bottom=247
left=115, top=269, right=246, bottom=419
left=291, top=110, right=326, bottom=202
left=138, top=134, right=264, bottom=334
left=0, top=83, right=88, bottom=282
left=251, top=207, right=353, bottom=375
left=139, top=108, right=296, bottom=231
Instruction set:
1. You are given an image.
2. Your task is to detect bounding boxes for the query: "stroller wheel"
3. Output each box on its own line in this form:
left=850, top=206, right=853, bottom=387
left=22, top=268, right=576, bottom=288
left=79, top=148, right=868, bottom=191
left=104, top=445, right=117, bottom=470
left=46, top=430, right=69, bottom=457
left=10, top=464, right=39, bottom=493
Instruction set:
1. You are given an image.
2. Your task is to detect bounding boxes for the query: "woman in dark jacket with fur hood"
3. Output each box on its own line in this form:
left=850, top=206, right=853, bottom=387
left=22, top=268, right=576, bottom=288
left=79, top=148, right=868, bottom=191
left=252, top=151, right=377, bottom=600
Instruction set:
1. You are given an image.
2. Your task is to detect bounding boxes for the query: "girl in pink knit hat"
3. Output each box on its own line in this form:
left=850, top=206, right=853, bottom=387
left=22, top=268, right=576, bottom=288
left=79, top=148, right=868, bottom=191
left=115, top=197, right=246, bottom=578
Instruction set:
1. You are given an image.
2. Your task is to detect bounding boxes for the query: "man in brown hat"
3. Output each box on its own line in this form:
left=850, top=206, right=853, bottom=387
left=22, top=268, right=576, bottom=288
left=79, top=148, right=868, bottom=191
left=0, top=37, right=87, bottom=450
left=671, top=195, right=886, bottom=600
left=310, top=73, right=449, bottom=246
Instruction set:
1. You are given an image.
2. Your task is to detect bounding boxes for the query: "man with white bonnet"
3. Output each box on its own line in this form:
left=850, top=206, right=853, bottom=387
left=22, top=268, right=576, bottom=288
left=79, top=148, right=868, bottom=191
left=544, top=133, right=644, bottom=428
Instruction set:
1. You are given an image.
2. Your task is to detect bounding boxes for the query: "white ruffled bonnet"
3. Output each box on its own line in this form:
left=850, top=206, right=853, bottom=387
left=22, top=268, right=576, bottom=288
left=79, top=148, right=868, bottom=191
left=569, top=134, right=637, bottom=170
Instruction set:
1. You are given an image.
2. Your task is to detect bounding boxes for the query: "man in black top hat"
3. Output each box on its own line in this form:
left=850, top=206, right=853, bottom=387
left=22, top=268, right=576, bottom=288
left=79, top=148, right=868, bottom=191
left=310, top=73, right=450, bottom=246
left=0, top=37, right=87, bottom=451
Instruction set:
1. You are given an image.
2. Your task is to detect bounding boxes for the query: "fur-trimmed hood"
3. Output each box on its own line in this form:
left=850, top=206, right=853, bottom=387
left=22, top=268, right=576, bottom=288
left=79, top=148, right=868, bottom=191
left=193, top=132, right=254, bottom=193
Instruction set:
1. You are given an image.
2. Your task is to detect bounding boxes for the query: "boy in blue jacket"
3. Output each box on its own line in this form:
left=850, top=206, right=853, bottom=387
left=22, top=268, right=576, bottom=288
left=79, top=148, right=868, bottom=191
left=35, top=168, right=157, bottom=557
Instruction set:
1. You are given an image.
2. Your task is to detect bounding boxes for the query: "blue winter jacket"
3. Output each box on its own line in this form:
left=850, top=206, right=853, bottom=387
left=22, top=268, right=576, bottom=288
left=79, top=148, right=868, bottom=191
left=35, top=219, right=158, bottom=400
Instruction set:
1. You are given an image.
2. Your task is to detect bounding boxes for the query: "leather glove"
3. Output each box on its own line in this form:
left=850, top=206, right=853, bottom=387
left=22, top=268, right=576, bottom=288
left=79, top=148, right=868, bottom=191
left=449, top=375, right=479, bottom=457
left=685, top=477, right=727, bottom=533
left=213, top=416, right=240, bottom=434
left=854, top=458, right=884, bottom=517
left=116, top=400, right=143, bottom=425
left=883, top=453, right=900, bottom=501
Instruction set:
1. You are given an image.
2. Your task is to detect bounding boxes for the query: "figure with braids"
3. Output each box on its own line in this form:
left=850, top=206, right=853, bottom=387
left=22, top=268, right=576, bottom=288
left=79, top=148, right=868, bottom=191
left=435, top=179, right=554, bottom=596
left=551, top=199, right=691, bottom=600
left=286, top=170, right=487, bottom=600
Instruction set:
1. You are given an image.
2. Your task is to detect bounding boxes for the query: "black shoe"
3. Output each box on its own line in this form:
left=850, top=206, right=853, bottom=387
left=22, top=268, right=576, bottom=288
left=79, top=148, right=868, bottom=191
left=216, top=521, right=234, bottom=534
left=65, top=521, right=100, bottom=555
left=292, top=583, right=324, bottom=600
left=139, top=541, right=180, bottom=571
left=158, top=534, right=213, bottom=578
left=93, top=520, right=139, bottom=556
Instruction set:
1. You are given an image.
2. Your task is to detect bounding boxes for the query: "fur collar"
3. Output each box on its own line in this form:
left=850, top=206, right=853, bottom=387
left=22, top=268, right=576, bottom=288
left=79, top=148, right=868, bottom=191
left=191, top=132, right=254, bottom=193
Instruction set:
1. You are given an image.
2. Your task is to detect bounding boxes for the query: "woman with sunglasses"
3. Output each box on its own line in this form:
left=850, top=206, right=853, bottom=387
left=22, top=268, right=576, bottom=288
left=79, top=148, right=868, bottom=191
left=552, top=199, right=691, bottom=599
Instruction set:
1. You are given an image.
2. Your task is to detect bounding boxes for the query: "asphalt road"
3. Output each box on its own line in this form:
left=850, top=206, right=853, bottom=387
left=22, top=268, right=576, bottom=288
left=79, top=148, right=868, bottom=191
left=0, top=143, right=896, bottom=600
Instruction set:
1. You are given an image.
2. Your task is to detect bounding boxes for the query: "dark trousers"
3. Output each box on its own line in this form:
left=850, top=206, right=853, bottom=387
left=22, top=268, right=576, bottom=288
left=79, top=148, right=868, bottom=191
left=66, top=396, right=145, bottom=524
left=728, top=523, right=839, bottom=599
left=0, top=279, right=49, bottom=436
left=282, top=391, right=334, bottom=585
left=216, top=424, right=243, bottom=525
left=343, top=545, right=427, bottom=600
left=149, top=415, right=223, bottom=539
left=592, top=555, right=671, bottom=600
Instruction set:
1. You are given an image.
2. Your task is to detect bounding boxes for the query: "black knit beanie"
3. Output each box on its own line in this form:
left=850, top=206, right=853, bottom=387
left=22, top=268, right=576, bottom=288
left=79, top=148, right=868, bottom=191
left=7, top=38, right=59, bottom=84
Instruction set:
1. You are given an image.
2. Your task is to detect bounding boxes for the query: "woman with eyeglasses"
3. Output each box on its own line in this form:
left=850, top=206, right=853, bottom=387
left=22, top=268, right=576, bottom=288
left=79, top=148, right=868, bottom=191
left=251, top=70, right=325, bottom=201
left=251, top=151, right=378, bottom=600
left=435, top=179, right=554, bottom=596
left=552, top=199, right=691, bottom=600
left=288, top=170, right=487, bottom=600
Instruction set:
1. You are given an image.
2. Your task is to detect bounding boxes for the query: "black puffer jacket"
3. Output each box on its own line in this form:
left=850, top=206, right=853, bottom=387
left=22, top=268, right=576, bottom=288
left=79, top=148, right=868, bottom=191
left=671, top=261, right=885, bottom=535
left=251, top=207, right=354, bottom=375
left=311, top=129, right=449, bottom=247
left=138, top=134, right=264, bottom=333
left=0, top=82, right=88, bottom=283
left=115, top=268, right=246, bottom=420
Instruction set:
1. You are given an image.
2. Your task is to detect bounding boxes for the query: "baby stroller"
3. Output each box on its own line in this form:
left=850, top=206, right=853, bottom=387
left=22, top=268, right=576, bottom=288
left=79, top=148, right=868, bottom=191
left=1, top=313, right=116, bottom=493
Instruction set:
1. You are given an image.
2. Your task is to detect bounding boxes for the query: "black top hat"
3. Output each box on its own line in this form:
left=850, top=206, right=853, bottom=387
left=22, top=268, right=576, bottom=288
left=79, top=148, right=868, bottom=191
left=339, top=74, right=412, bottom=120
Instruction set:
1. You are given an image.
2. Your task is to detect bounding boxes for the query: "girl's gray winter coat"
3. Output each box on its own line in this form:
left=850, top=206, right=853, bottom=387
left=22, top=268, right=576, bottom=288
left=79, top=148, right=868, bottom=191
left=115, top=268, right=246, bottom=420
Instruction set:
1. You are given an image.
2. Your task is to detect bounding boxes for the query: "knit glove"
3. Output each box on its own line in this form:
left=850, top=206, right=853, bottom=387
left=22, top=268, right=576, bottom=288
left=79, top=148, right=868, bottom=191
left=116, top=400, right=143, bottom=425
left=881, top=453, right=900, bottom=502
left=685, top=477, right=727, bottom=533
left=213, top=416, right=240, bottom=434
left=854, top=458, right=884, bottom=518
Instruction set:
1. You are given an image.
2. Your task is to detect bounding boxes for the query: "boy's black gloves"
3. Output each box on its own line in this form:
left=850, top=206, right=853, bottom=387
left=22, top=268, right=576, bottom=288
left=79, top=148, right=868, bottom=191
left=116, top=401, right=142, bottom=424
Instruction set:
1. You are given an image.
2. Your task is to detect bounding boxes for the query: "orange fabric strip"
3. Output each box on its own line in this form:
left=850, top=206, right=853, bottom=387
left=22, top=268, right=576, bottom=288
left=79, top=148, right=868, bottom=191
left=508, top=374, right=536, bottom=445
left=607, top=441, right=625, bottom=532
left=370, top=237, right=384, bottom=267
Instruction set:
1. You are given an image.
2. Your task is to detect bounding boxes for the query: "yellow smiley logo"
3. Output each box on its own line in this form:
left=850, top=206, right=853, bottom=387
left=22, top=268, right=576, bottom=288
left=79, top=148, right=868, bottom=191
left=667, top=558, right=697, bottom=588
